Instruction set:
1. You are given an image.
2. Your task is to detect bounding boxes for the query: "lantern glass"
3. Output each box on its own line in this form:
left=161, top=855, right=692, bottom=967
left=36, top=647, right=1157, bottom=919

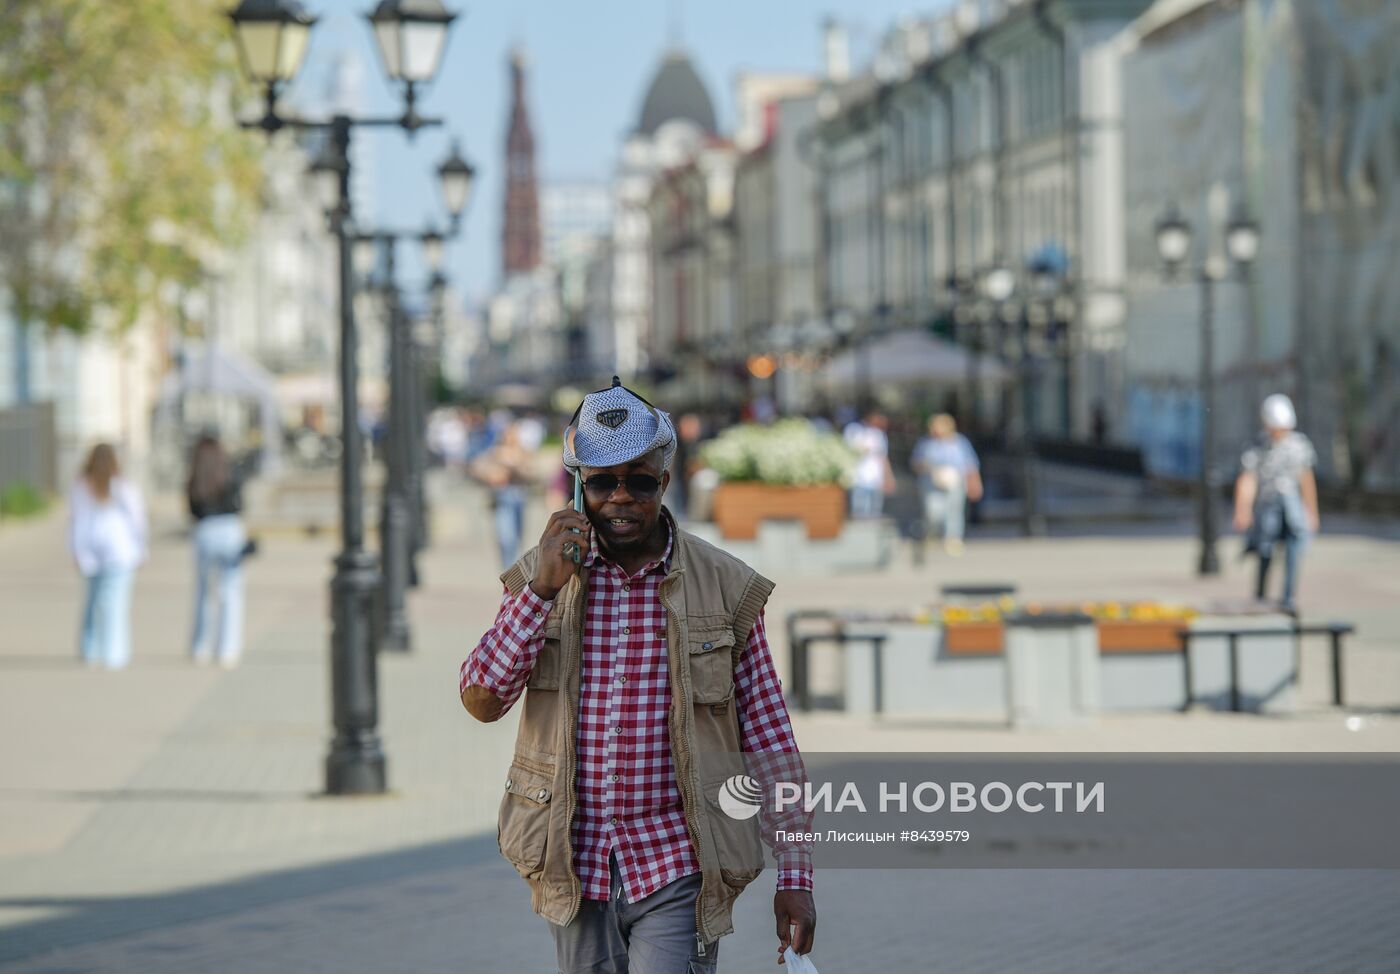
left=1226, top=216, right=1261, bottom=266
left=1155, top=208, right=1192, bottom=267
left=422, top=232, right=445, bottom=273
left=229, top=0, right=315, bottom=85
left=368, top=0, right=454, bottom=84
left=372, top=19, right=402, bottom=79
left=401, top=20, right=449, bottom=81
left=982, top=267, right=1015, bottom=303
left=437, top=143, right=475, bottom=217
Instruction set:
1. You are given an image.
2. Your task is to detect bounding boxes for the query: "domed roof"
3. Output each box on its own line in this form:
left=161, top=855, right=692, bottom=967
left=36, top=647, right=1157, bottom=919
left=637, top=50, right=717, bottom=137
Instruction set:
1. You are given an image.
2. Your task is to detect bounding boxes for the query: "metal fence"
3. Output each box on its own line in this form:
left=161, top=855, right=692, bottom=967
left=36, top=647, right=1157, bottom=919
left=0, top=402, right=58, bottom=497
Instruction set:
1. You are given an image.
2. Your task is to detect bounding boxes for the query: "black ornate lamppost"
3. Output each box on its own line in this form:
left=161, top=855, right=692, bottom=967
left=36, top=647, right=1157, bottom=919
left=975, top=259, right=1070, bottom=538
left=354, top=146, right=472, bottom=652
left=228, top=0, right=457, bottom=795
left=1156, top=204, right=1261, bottom=576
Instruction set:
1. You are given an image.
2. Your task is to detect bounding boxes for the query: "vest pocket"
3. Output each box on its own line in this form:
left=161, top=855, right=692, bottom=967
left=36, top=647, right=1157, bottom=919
left=498, top=763, right=553, bottom=877
left=688, top=628, right=736, bottom=704
left=703, top=783, right=765, bottom=890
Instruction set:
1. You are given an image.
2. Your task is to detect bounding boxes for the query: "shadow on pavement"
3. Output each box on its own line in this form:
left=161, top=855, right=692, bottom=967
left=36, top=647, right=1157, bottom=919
left=0, top=834, right=500, bottom=965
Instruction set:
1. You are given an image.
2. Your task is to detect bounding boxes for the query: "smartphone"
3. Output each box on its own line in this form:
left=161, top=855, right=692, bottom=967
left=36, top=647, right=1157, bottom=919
left=569, top=471, right=583, bottom=564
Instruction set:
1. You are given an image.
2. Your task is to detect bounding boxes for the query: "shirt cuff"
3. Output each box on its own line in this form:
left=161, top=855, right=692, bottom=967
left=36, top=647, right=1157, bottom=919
left=515, top=587, right=555, bottom=629
left=775, top=851, right=813, bottom=892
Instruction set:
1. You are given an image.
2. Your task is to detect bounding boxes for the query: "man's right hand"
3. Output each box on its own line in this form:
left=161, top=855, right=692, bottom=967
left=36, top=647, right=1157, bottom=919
left=529, top=504, right=592, bottom=601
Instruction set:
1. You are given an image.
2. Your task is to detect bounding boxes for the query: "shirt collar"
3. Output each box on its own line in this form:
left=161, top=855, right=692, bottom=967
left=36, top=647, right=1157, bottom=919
left=582, top=507, right=675, bottom=577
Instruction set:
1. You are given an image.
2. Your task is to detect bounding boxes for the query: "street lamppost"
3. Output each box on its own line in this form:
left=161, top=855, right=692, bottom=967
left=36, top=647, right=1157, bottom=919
left=1155, top=203, right=1261, bottom=576
left=978, top=261, right=1067, bottom=538
left=228, top=0, right=457, bottom=795
left=354, top=148, right=472, bottom=649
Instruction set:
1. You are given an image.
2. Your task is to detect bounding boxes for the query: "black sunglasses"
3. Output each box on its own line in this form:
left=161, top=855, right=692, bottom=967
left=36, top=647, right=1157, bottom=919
left=582, top=474, right=662, bottom=498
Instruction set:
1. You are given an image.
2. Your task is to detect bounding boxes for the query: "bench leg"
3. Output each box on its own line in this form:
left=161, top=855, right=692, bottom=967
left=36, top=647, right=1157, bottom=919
left=1331, top=632, right=1344, bottom=708
left=1180, top=638, right=1193, bottom=711
left=1228, top=634, right=1241, bottom=713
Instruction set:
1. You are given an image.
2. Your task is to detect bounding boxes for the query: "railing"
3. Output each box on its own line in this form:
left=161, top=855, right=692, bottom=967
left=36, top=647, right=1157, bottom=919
left=1178, top=622, right=1357, bottom=712
left=786, top=610, right=1359, bottom=715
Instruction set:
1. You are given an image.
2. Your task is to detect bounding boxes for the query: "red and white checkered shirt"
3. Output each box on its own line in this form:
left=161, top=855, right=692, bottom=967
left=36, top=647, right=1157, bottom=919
left=461, top=522, right=814, bottom=903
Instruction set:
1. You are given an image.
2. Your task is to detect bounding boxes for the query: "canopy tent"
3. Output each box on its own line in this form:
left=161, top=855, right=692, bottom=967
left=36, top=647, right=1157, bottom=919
left=823, top=330, right=1010, bottom=389
left=153, top=341, right=283, bottom=475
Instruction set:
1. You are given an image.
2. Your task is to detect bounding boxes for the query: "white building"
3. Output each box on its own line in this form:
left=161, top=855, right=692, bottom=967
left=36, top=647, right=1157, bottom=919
left=601, top=49, right=720, bottom=381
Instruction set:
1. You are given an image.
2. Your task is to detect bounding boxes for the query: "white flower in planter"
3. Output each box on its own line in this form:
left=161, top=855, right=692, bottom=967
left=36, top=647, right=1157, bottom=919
left=701, top=420, right=856, bottom=487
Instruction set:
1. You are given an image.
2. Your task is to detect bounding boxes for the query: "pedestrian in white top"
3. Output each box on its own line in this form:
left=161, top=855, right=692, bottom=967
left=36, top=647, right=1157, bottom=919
left=844, top=411, right=894, bottom=518
left=68, top=443, right=147, bottom=669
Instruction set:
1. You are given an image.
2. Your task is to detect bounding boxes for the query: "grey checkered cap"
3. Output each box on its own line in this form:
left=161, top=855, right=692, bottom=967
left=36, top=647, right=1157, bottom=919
left=562, top=382, right=676, bottom=472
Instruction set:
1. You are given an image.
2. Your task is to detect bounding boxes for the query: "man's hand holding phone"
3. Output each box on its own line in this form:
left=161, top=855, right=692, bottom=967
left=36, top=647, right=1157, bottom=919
left=529, top=502, right=590, bottom=602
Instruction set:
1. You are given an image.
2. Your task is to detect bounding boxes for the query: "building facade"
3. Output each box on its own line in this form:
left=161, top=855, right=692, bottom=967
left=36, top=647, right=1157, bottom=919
left=1121, top=0, right=1400, bottom=490
left=811, top=0, right=1153, bottom=436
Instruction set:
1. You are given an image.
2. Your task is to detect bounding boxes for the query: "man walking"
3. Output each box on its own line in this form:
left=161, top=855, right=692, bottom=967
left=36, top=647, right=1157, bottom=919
left=460, top=378, right=816, bottom=973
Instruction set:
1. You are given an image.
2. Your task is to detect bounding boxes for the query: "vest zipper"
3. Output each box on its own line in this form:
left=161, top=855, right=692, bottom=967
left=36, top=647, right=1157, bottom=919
left=561, top=573, right=584, bottom=925
left=661, top=576, right=709, bottom=945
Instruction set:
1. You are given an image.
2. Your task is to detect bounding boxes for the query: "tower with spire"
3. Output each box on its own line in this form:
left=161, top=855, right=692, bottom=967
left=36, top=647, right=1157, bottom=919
left=502, top=48, right=541, bottom=279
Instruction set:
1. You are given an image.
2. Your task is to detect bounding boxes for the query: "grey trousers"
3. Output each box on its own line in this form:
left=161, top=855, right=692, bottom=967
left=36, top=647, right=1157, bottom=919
left=548, top=856, right=720, bottom=974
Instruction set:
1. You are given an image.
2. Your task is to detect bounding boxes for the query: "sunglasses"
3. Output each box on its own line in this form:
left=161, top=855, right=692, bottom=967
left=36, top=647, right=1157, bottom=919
left=582, top=474, right=662, bottom=498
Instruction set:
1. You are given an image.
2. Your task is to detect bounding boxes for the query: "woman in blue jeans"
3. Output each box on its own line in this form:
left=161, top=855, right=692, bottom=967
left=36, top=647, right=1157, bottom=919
left=68, top=443, right=147, bottom=669
left=187, top=436, right=254, bottom=666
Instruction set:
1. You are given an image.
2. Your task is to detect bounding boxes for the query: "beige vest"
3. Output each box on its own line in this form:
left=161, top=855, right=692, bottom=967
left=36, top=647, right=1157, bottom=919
left=493, top=521, right=774, bottom=942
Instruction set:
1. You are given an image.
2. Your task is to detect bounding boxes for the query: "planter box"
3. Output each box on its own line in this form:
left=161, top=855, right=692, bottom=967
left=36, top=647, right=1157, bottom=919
left=943, top=620, right=1187, bottom=655
left=1096, top=621, right=1187, bottom=653
left=711, top=482, right=846, bottom=541
left=943, top=622, right=1004, bottom=654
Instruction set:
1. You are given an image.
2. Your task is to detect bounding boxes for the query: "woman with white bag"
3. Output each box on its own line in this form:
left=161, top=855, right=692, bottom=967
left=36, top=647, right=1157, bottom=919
left=911, top=414, right=983, bottom=555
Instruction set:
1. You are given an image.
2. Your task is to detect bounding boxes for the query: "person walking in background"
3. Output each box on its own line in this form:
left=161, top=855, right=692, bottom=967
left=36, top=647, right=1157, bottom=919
left=911, top=413, right=983, bottom=556
left=68, top=443, right=147, bottom=670
left=844, top=411, right=895, bottom=517
left=470, top=421, right=536, bottom=568
left=1233, top=394, right=1320, bottom=611
left=187, top=435, right=255, bottom=667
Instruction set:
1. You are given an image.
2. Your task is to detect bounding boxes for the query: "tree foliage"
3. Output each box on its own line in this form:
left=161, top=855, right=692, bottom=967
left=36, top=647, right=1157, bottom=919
left=0, top=0, right=262, bottom=334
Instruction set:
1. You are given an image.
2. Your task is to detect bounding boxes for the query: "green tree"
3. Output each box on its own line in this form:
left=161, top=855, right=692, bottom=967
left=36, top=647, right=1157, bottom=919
left=0, top=0, right=261, bottom=348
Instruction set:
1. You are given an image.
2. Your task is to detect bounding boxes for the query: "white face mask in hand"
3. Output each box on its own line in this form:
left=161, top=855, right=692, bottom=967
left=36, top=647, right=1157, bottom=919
left=782, top=946, right=819, bottom=973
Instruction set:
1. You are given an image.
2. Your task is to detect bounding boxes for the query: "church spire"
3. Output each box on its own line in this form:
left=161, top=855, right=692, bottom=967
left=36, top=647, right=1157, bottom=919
left=502, top=47, right=541, bottom=278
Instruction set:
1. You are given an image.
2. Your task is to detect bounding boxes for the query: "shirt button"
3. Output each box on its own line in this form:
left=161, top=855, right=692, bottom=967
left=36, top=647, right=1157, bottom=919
left=614, top=725, right=623, bottom=734
left=622, top=626, right=630, bottom=635
left=611, top=773, right=620, bottom=782
left=616, top=676, right=626, bottom=685
left=623, top=584, right=631, bottom=592
left=610, top=816, right=618, bottom=825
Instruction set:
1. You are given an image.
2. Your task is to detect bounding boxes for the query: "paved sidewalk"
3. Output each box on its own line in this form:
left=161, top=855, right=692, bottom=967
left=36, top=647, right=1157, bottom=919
left=1, top=478, right=1398, bottom=971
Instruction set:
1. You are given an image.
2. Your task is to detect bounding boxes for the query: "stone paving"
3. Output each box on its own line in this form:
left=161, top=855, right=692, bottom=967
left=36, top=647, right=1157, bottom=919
left=1, top=476, right=1398, bottom=972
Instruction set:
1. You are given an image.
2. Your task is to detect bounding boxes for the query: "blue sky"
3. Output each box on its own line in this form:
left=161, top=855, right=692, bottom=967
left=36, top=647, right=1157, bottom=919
left=294, top=1, right=953, bottom=307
